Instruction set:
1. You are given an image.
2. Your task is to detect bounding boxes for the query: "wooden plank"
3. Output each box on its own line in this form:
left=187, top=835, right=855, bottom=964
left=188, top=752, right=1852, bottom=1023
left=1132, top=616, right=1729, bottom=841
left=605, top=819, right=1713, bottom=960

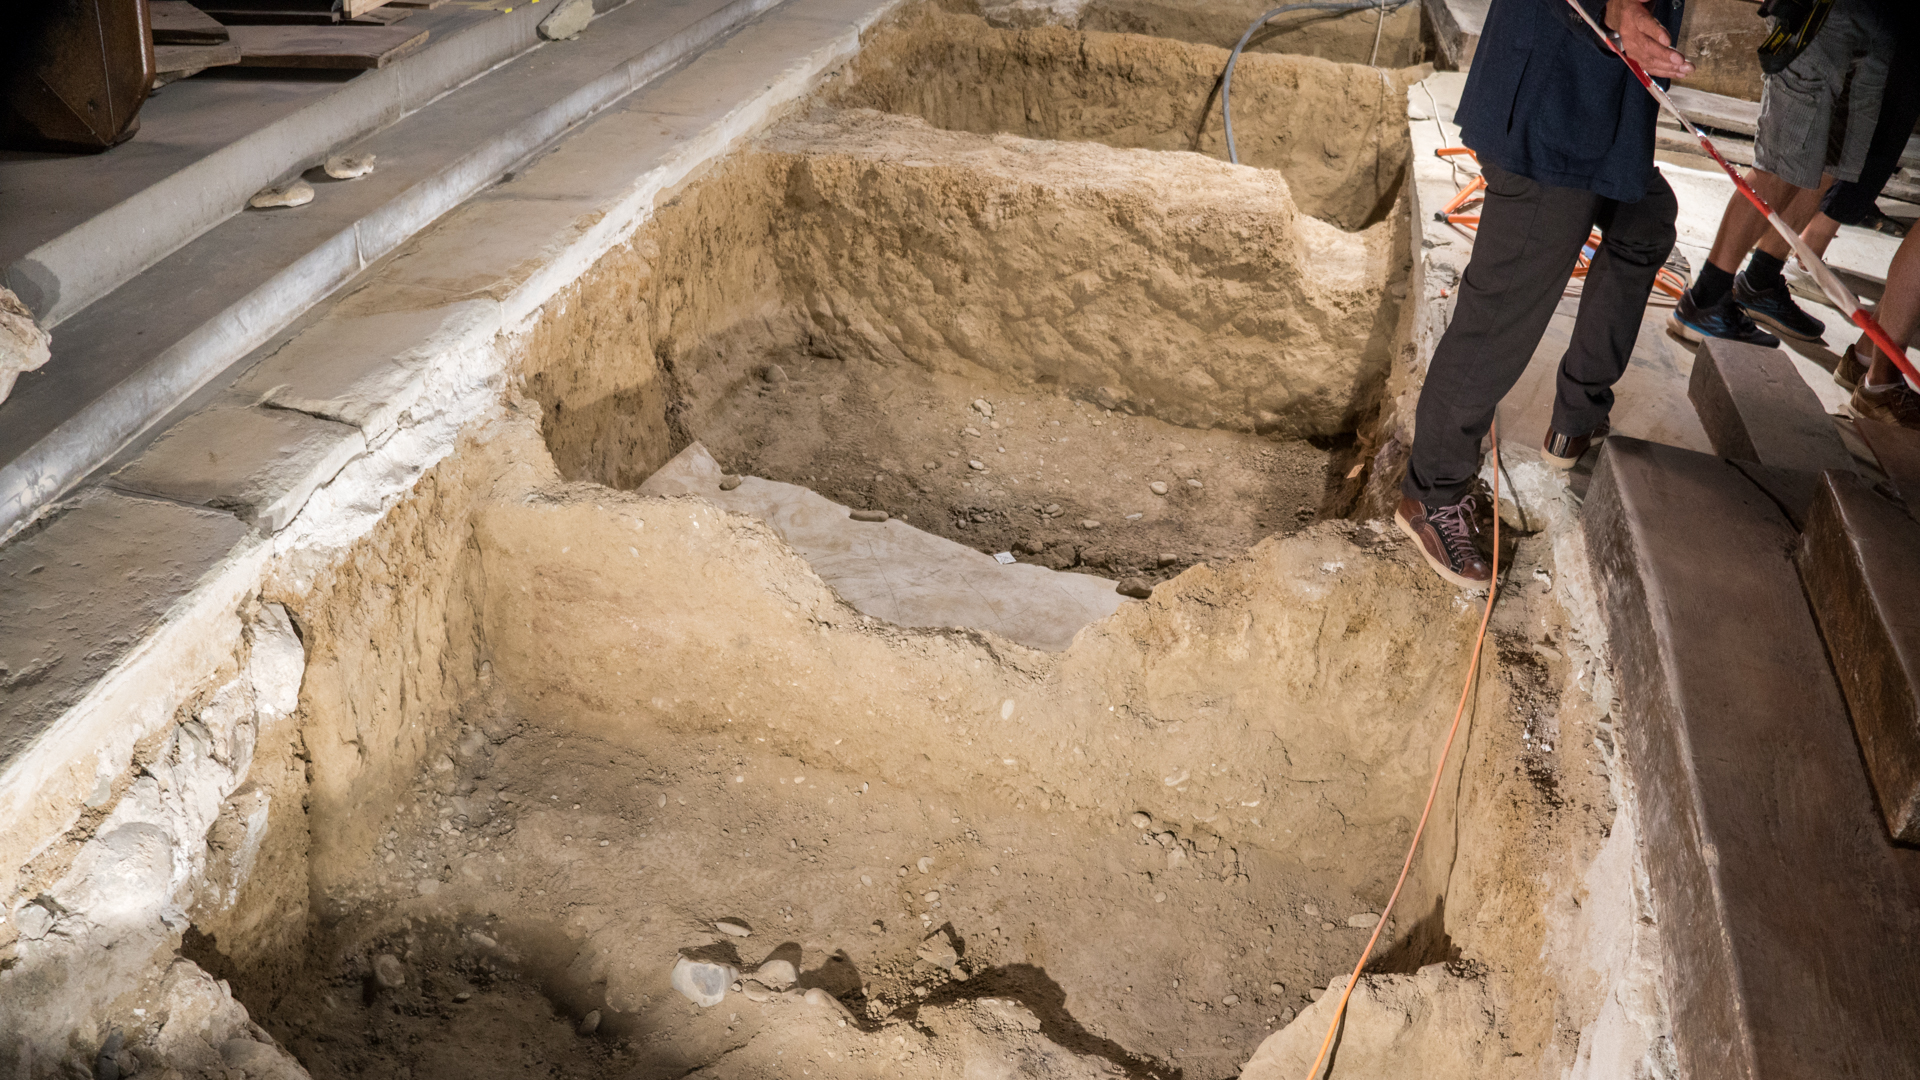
left=1799, top=470, right=1920, bottom=842
left=1675, top=0, right=1766, bottom=102
left=153, top=40, right=243, bottom=83
left=342, top=0, right=392, bottom=19
left=383, top=0, right=445, bottom=8
left=346, top=5, right=410, bottom=23
left=227, top=24, right=428, bottom=68
left=150, top=0, right=230, bottom=43
left=1854, top=416, right=1920, bottom=505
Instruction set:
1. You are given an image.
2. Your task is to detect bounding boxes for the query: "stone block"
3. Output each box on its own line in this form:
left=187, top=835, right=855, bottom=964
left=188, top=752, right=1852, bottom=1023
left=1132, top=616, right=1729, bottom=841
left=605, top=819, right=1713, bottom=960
left=1688, top=335, right=1853, bottom=473
left=0, top=489, right=249, bottom=767
left=1584, top=436, right=1920, bottom=1080
left=1798, top=469, right=1920, bottom=841
left=109, top=406, right=364, bottom=532
left=231, top=301, right=499, bottom=441
left=1854, top=415, right=1920, bottom=506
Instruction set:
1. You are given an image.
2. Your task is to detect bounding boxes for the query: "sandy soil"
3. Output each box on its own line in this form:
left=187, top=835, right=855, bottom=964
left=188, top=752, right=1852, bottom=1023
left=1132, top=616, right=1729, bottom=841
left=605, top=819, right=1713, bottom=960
left=692, top=355, right=1349, bottom=584
left=201, top=404, right=1623, bottom=1080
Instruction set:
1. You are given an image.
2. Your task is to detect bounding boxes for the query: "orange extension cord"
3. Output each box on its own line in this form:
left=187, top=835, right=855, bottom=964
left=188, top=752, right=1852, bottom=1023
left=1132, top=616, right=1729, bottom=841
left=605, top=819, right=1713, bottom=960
left=1300, top=422, right=1502, bottom=1080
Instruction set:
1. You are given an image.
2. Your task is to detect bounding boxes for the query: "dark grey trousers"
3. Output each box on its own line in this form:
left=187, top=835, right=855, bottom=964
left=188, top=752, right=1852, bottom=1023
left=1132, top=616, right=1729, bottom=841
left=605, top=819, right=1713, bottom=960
left=1403, top=162, right=1677, bottom=507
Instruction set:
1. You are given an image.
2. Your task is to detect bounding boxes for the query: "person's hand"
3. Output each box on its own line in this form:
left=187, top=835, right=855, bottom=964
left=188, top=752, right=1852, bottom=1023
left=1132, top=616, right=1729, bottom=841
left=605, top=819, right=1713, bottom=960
left=1605, top=0, right=1695, bottom=79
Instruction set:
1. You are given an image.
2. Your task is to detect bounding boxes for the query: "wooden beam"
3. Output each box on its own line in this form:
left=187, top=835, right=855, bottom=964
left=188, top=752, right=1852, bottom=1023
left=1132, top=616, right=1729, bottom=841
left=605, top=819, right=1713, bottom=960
left=227, top=24, right=428, bottom=68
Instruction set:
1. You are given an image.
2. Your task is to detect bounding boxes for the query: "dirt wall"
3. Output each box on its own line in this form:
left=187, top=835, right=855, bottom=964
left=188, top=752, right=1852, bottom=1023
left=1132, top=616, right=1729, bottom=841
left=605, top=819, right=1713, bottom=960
left=835, top=5, right=1415, bottom=230
left=974, top=0, right=1428, bottom=68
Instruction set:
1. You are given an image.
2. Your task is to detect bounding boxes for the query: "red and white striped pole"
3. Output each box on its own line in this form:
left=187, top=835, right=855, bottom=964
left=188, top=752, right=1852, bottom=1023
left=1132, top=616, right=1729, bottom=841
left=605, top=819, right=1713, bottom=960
left=1564, top=0, right=1920, bottom=391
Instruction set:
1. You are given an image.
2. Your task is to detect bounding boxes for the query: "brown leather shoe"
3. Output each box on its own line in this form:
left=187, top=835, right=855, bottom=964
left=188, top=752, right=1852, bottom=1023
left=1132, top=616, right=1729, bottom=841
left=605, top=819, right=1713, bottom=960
left=1852, top=375, right=1920, bottom=430
left=1541, top=420, right=1609, bottom=470
left=1395, top=495, right=1492, bottom=589
left=1834, top=341, right=1867, bottom=390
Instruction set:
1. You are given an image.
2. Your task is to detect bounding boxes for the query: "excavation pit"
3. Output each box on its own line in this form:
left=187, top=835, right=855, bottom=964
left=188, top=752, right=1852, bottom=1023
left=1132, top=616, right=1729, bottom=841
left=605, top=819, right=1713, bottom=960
left=1, top=10, right=1634, bottom=1080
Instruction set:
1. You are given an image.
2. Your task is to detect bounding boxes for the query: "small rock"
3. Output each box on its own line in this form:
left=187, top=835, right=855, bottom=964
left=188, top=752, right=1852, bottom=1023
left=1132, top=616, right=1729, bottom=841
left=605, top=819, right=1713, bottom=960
left=964, top=426, right=982, bottom=437
left=1043, top=504, right=1062, bottom=516
left=968, top=460, right=986, bottom=471
left=537, top=0, right=592, bottom=38
left=1079, top=519, right=1102, bottom=530
left=916, top=932, right=959, bottom=970
left=741, top=981, right=773, bottom=1003
left=1157, top=553, right=1180, bottom=567
left=1321, top=922, right=1337, bottom=931
left=973, top=399, right=993, bottom=417
left=1346, top=912, right=1381, bottom=929
left=249, top=180, right=314, bottom=209
left=1222, top=994, right=1239, bottom=1007
left=924, top=461, right=939, bottom=470
left=577, top=1010, right=601, bottom=1035
left=1129, top=812, right=1152, bottom=830
left=1303, top=904, right=1319, bottom=916
left=718, top=474, right=742, bottom=491
left=372, top=954, right=406, bottom=989
left=1149, top=481, right=1169, bottom=496
left=870, top=921, right=885, bottom=935
left=671, top=957, right=736, bottom=1007
left=1268, top=982, right=1285, bottom=995
left=1117, top=577, right=1152, bottom=599
left=13, top=902, right=53, bottom=941
left=716, top=919, right=752, bottom=938
left=805, top=987, right=837, bottom=1007
left=454, top=991, right=473, bottom=1003
left=760, top=364, right=788, bottom=384
left=861, top=874, right=874, bottom=886
left=323, top=153, right=375, bottom=179
left=754, top=959, right=797, bottom=989
left=917, top=856, right=934, bottom=874
left=850, top=509, right=889, bottom=523
left=1163, top=769, right=1190, bottom=787
left=923, top=890, right=940, bottom=903
left=1153, top=891, right=1167, bottom=903
left=1187, top=479, right=1204, bottom=489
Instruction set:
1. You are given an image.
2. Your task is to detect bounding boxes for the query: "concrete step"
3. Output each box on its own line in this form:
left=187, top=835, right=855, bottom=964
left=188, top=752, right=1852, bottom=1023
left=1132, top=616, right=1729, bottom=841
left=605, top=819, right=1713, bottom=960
left=1584, top=436, right=1920, bottom=1080
left=0, top=0, right=784, bottom=541
left=1798, top=470, right=1920, bottom=842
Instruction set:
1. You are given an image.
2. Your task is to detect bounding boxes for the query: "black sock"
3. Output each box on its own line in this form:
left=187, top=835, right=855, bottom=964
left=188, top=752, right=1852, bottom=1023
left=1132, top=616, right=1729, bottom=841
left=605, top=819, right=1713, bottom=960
left=1745, top=249, right=1787, bottom=291
left=1692, top=262, right=1735, bottom=307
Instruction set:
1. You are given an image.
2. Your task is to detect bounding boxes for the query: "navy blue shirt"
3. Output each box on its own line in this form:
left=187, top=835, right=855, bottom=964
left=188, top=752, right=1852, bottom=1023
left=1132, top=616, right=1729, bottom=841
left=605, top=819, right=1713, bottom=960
left=1455, top=0, right=1684, bottom=202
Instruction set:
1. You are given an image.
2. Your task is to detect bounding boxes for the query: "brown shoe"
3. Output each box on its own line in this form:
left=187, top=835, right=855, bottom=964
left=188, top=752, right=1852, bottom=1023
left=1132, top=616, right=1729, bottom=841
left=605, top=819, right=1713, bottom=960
left=1541, top=420, right=1609, bottom=470
left=1834, top=341, right=1868, bottom=390
left=1852, top=375, right=1920, bottom=430
left=1395, top=495, right=1492, bottom=588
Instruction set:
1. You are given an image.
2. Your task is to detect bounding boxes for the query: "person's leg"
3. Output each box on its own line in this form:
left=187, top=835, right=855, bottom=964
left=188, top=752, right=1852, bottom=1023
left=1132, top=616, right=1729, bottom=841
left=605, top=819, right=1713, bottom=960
left=1551, top=170, right=1679, bottom=441
left=1736, top=177, right=1833, bottom=342
left=1404, top=164, right=1598, bottom=508
left=1682, top=2, right=1849, bottom=332
left=1850, top=222, right=1920, bottom=427
left=1398, top=164, right=1598, bottom=584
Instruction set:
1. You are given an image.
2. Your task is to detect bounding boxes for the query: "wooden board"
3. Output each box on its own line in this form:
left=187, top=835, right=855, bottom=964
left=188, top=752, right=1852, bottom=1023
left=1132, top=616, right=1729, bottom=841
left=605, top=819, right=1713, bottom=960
left=227, top=23, right=427, bottom=68
left=153, top=40, right=243, bottom=81
left=150, top=0, right=230, bottom=43
left=346, top=6, right=410, bottom=24
left=343, top=0, right=392, bottom=19
left=1675, top=0, right=1767, bottom=102
left=383, top=0, right=445, bottom=8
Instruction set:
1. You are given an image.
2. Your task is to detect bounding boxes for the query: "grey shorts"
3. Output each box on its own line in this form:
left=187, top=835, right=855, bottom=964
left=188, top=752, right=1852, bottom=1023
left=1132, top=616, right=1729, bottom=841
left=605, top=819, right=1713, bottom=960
left=1755, top=0, right=1896, bottom=189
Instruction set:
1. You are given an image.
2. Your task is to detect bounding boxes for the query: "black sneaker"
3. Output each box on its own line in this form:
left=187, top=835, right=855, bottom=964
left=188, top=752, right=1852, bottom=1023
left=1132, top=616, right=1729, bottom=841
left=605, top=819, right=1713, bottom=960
left=1669, top=290, right=1781, bottom=348
left=1734, top=271, right=1826, bottom=343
